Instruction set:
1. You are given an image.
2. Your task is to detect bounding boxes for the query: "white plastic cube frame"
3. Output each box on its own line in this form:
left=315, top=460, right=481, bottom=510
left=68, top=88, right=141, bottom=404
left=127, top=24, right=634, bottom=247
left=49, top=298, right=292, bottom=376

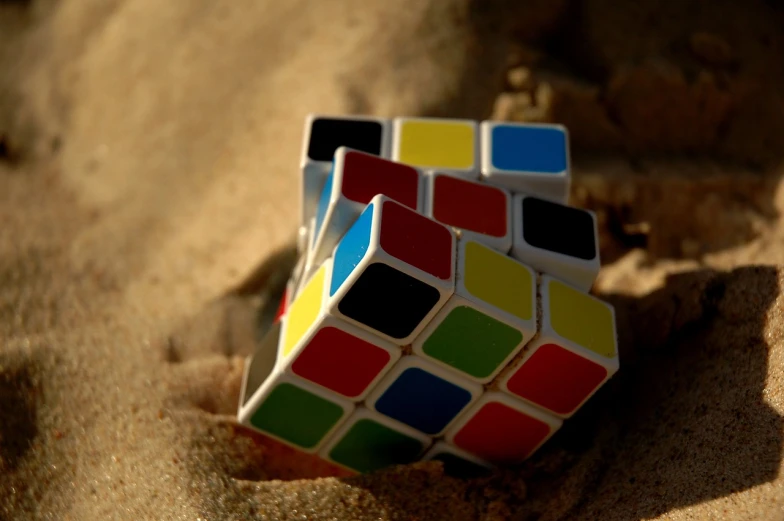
left=422, top=441, right=495, bottom=473
left=444, top=392, right=562, bottom=465
left=510, top=193, right=601, bottom=293
left=318, top=406, right=433, bottom=473
left=296, top=224, right=309, bottom=255
left=326, top=194, right=457, bottom=346
left=277, top=258, right=402, bottom=402
left=364, top=355, right=483, bottom=437
left=299, top=114, right=392, bottom=226
left=309, top=147, right=426, bottom=271
left=422, top=172, right=513, bottom=253
left=497, top=274, right=619, bottom=419
left=391, top=117, right=480, bottom=180
left=480, top=121, right=571, bottom=205
left=239, top=326, right=355, bottom=454
left=412, top=239, right=538, bottom=384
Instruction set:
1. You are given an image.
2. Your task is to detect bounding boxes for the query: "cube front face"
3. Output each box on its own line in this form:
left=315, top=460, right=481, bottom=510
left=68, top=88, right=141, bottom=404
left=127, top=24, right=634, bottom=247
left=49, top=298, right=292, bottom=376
left=413, top=240, right=536, bottom=383
left=393, top=118, right=479, bottom=178
left=480, top=122, right=570, bottom=204
left=426, top=173, right=512, bottom=253
left=423, top=441, right=493, bottom=479
left=366, top=357, right=481, bottom=436
left=446, top=393, right=561, bottom=465
left=321, top=409, right=431, bottom=474
left=511, top=194, right=600, bottom=292
left=328, top=196, right=456, bottom=345
left=500, top=277, right=618, bottom=417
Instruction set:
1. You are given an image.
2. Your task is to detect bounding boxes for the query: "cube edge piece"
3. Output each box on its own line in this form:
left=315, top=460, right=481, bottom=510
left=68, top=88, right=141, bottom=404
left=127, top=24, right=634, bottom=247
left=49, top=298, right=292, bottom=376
left=510, top=193, right=600, bottom=293
left=444, top=391, right=563, bottom=465
left=479, top=120, right=571, bottom=205
left=318, top=406, right=433, bottom=474
left=423, top=171, right=513, bottom=254
left=391, top=116, right=480, bottom=179
left=326, top=193, right=457, bottom=346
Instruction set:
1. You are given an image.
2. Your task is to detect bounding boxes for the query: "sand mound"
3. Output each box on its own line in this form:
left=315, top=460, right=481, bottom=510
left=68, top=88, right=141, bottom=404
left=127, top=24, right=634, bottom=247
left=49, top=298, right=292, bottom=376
left=2, top=0, right=784, bottom=519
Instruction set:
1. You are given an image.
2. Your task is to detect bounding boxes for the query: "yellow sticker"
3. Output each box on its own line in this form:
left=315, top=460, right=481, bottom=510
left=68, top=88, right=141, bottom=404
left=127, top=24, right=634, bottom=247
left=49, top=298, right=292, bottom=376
left=463, top=241, right=533, bottom=321
left=398, top=120, right=475, bottom=170
left=283, top=266, right=325, bottom=357
left=549, top=279, right=616, bottom=358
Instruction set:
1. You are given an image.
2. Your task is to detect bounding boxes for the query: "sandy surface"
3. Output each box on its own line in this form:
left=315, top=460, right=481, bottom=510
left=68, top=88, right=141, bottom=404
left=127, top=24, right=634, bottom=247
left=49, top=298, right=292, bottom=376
left=2, top=0, right=784, bottom=519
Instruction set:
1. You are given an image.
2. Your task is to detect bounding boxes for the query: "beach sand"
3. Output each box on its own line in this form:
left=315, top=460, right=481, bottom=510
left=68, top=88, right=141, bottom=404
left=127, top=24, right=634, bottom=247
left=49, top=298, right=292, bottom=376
left=2, top=0, right=784, bottom=519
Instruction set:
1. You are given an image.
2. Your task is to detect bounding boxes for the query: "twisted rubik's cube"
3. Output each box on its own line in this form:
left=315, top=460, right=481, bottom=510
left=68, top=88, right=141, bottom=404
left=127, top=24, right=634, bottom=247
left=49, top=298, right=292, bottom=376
left=237, top=115, right=619, bottom=477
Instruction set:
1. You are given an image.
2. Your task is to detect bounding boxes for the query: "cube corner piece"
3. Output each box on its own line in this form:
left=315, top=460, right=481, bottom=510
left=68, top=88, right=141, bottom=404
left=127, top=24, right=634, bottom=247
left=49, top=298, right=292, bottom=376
left=480, top=120, right=571, bottom=205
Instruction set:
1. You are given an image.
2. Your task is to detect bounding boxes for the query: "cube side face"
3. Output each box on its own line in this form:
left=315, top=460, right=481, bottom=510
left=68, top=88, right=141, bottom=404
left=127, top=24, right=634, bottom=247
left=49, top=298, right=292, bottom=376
left=242, top=374, right=353, bottom=453
left=412, top=296, right=527, bottom=383
left=320, top=408, right=431, bottom=474
left=301, top=162, right=332, bottom=226
left=498, top=276, right=618, bottom=417
left=445, top=393, right=561, bottom=465
left=511, top=194, right=600, bottom=292
left=392, top=117, right=479, bottom=178
left=287, top=315, right=401, bottom=401
left=366, top=356, right=482, bottom=436
left=328, top=196, right=455, bottom=345
left=480, top=121, right=570, bottom=204
left=426, top=173, right=512, bottom=253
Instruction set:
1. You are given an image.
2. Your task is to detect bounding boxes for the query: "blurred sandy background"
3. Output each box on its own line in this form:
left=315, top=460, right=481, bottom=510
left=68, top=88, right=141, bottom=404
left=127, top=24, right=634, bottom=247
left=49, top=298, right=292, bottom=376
left=2, top=0, right=784, bottom=519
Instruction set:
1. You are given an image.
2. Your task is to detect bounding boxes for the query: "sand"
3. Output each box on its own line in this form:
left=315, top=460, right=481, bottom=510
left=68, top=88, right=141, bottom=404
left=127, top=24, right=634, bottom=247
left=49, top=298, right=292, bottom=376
left=2, top=0, right=784, bottom=519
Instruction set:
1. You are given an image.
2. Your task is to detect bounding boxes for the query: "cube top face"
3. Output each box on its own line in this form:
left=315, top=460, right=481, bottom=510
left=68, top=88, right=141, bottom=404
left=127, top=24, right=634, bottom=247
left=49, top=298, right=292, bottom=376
left=518, top=195, right=597, bottom=261
left=337, top=148, right=421, bottom=210
left=447, top=393, right=561, bottom=465
left=393, top=117, right=478, bottom=174
left=304, top=115, right=388, bottom=163
left=323, top=408, right=430, bottom=474
left=428, top=173, right=511, bottom=243
left=289, top=315, right=400, bottom=400
left=458, top=240, right=535, bottom=325
left=482, top=122, right=568, bottom=176
left=248, top=376, right=351, bottom=452
left=544, top=276, right=617, bottom=360
left=367, top=357, right=481, bottom=436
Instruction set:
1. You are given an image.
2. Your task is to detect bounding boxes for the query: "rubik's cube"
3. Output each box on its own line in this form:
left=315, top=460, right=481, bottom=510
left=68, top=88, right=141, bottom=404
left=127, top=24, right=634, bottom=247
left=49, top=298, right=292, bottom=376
left=237, top=115, right=619, bottom=477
